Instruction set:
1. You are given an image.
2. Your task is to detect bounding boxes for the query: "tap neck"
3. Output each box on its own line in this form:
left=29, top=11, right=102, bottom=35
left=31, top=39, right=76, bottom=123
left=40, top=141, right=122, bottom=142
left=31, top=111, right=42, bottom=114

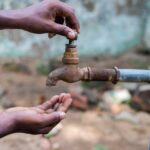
left=62, top=44, right=79, bottom=65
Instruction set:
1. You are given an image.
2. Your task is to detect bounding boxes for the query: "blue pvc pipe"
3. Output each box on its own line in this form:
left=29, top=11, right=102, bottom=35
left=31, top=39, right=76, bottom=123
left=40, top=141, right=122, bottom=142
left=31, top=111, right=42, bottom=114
left=119, top=69, right=150, bottom=83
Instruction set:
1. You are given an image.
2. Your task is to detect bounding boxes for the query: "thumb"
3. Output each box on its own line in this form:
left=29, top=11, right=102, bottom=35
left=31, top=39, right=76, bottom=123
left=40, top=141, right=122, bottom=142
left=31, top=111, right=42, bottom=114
left=51, top=23, right=77, bottom=40
left=41, top=111, right=66, bottom=127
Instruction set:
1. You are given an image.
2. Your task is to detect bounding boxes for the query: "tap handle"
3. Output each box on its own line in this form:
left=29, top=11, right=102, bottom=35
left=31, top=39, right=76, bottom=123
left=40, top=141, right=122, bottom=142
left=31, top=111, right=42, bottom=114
left=68, top=32, right=78, bottom=45
left=69, top=40, right=75, bottom=45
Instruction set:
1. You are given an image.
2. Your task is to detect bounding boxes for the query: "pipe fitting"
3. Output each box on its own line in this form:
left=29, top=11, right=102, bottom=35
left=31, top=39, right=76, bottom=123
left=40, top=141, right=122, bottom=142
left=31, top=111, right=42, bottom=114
left=62, top=44, right=79, bottom=65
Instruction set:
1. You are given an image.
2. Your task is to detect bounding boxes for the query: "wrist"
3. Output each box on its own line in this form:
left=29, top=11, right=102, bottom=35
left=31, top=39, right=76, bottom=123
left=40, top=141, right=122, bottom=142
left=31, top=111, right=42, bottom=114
left=0, top=111, right=17, bottom=138
left=0, top=10, right=24, bottom=30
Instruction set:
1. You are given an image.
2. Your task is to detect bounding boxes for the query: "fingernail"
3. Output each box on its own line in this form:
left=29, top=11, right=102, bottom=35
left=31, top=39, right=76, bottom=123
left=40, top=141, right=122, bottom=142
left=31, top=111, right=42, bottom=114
left=68, top=31, right=76, bottom=40
left=65, top=93, right=71, bottom=100
left=67, top=93, right=71, bottom=97
left=59, top=93, right=66, bottom=102
left=59, top=112, right=66, bottom=119
left=78, top=28, right=80, bottom=33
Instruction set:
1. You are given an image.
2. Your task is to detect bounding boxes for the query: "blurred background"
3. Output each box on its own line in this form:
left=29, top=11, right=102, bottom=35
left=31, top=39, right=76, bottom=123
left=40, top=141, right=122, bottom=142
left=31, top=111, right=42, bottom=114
left=0, top=0, right=150, bottom=150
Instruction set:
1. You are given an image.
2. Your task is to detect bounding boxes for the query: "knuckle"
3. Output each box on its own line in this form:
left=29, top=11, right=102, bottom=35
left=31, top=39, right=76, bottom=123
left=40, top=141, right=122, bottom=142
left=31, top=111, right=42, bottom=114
left=70, top=8, right=75, bottom=15
left=56, top=25, right=68, bottom=35
left=53, top=0, right=62, bottom=9
left=47, top=0, right=61, bottom=12
left=71, top=8, right=75, bottom=13
left=62, top=26, right=70, bottom=35
left=54, top=1, right=59, bottom=7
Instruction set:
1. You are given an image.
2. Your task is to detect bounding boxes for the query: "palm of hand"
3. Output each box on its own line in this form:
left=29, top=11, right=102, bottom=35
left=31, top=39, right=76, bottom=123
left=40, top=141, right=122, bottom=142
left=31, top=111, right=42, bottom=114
left=4, top=93, right=72, bottom=135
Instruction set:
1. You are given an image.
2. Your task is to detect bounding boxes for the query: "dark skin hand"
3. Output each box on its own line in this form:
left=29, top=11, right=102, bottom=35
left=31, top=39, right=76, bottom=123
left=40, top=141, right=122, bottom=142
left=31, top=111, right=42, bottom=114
left=0, top=0, right=80, bottom=40
left=0, top=93, right=72, bottom=138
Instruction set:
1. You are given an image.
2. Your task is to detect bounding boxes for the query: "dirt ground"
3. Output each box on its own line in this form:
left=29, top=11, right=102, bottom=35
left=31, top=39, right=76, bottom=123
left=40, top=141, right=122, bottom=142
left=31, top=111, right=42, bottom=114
left=0, top=110, right=150, bottom=150
left=0, top=52, right=149, bottom=150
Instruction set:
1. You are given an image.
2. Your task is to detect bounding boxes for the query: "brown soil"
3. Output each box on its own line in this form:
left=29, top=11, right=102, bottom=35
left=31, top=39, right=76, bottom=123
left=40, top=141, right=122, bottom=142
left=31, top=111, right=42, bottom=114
left=0, top=52, right=149, bottom=150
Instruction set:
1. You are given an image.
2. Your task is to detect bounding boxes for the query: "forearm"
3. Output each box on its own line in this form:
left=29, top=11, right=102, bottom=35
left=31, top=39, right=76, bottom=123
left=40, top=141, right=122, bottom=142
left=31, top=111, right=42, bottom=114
left=0, top=111, right=16, bottom=138
left=0, top=10, right=23, bottom=30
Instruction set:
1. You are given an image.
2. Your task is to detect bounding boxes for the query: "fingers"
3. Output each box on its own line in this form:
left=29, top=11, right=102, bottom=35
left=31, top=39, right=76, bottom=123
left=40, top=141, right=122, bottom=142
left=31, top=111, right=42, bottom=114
left=59, top=2, right=80, bottom=33
left=39, top=95, right=59, bottom=110
left=40, top=111, right=65, bottom=127
left=41, top=93, right=72, bottom=114
left=58, top=93, right=70, bottom=102
left=58, top=98, right=72, bottom=112
left=53, top=103, right=60, bottom=111
left=48, top=1, right=80, bottom=40
left=65, top=14, right=80, bottom=34
left=48, top=16, right=64, bottom=38
left=59, top=93, right=67, bottom=103
left=50, top=22, right=77, bottom=40
left=46, top=93, right=69, bottom=113
left=58, top=93, right=72, bottom=112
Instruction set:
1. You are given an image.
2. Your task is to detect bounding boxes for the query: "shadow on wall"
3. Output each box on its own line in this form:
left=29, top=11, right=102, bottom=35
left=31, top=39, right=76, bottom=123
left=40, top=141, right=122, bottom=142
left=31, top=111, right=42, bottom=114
left=0, top=0, right=150, bottom=58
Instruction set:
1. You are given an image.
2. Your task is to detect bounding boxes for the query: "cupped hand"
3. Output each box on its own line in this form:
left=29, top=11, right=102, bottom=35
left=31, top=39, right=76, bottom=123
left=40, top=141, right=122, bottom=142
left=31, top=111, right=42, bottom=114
left=0, top=93, right=72, bottom=137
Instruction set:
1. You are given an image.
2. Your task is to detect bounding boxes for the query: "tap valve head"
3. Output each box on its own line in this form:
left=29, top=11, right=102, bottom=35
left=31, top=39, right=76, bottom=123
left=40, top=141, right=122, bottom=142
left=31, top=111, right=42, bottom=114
left=62, top=40, right=79, bottom=65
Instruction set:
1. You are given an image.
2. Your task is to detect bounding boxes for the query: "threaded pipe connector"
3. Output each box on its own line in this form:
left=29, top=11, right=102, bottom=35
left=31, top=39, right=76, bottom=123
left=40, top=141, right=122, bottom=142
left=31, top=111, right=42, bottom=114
left=62, top=44, right=79, bottom=64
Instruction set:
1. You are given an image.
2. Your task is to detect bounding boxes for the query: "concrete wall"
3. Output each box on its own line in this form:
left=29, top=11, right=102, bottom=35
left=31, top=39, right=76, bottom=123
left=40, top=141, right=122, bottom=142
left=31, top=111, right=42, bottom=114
left=0, top=0, right=150, bottom=58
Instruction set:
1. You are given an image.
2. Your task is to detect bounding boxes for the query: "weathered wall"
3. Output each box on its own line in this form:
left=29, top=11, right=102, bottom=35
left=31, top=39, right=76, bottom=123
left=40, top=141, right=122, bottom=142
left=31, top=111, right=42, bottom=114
left=0, top=0, right=150, bottom=58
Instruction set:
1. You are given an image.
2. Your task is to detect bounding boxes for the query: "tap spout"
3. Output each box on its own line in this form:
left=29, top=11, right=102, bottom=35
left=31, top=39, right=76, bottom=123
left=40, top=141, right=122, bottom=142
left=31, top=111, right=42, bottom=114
left=46, top=65, right=85, bottom=86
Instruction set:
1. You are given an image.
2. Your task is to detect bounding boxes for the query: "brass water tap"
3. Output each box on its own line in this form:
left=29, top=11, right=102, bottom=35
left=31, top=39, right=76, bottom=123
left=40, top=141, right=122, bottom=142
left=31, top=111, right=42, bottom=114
left=46, top=40, right=86, bottom=86
left=46, top=39, right=150, bottom=86
left=46, top=40, right=118, bottom=86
